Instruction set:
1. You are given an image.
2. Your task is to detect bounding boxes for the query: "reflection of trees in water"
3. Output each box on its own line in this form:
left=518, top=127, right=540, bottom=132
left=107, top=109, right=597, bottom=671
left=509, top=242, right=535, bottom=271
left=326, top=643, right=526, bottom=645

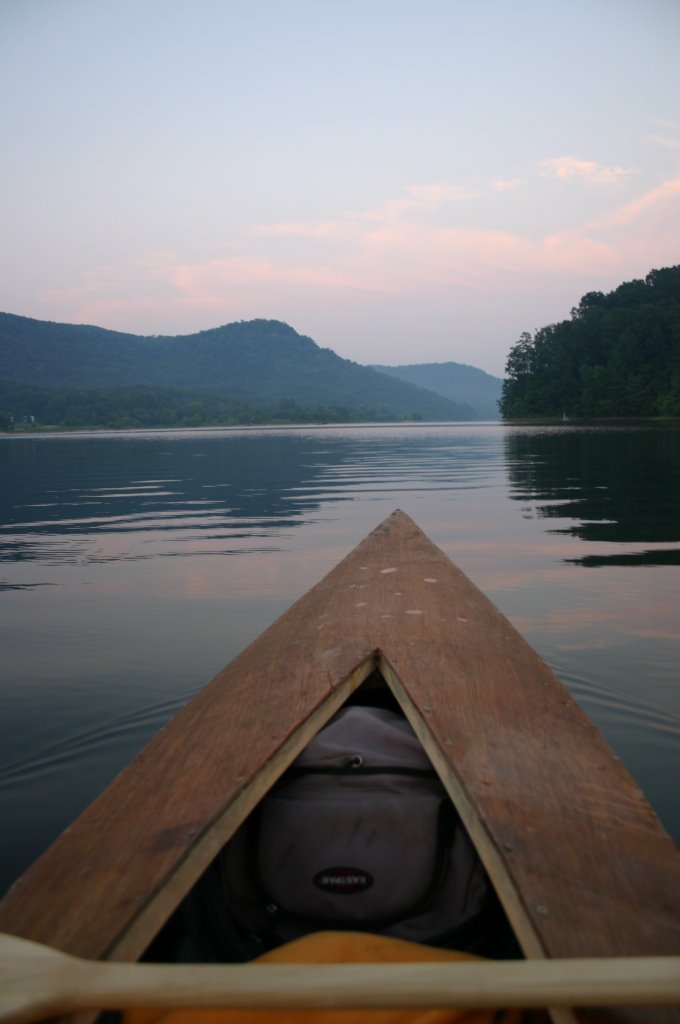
left=1, top=430, right=500, bottom=565
left=504, top=426, right=680, bottom=566
left=0, top=434, right=346, bottom=564
left=0, top=428, right=506, bottom=568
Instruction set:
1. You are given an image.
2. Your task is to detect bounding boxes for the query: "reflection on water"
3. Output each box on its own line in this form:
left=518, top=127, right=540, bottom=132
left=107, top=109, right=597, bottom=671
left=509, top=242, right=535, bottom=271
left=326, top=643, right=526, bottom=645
left=0, top=427, right=505, bottom=564
left=0, top=422, right=679, bottom=893
left=505, top=423, right=680, bottom=564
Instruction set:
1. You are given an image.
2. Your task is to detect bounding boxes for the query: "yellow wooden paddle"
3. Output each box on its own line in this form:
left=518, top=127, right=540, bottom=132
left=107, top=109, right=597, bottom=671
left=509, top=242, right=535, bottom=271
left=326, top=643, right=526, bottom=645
left=1, top=932, right=679, bottom=1024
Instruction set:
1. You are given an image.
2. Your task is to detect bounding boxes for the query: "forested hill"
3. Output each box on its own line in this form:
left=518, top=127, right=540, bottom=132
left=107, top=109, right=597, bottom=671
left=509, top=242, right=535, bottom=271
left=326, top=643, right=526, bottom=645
left=500, top=265, right=680, bottom=419
left=370, top=361, right=502, bottom=419
left=0, top=314, right=470, bottom=428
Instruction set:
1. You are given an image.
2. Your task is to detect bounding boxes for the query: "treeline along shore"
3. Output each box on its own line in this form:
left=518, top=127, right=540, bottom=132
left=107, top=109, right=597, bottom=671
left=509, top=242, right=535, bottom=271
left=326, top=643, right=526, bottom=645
left=500, top=265, right=680, bottom=420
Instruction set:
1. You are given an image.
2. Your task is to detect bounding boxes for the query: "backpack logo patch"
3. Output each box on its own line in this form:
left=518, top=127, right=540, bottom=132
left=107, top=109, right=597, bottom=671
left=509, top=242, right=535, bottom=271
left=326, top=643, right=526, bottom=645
left=313, top=867, right=374, bottom=894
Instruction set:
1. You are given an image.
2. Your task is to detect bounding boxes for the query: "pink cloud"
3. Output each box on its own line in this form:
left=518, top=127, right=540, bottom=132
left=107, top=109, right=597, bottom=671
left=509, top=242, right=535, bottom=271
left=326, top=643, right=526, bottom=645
left=491, top=178, right=525, bottom=192
left=405, top=182, right=480, bottom=205
left=357, top=218, right=616, bottom=286
left=39, top=289, right=163, bottom=331
left=540, top=231, right=618, bottom=273
left=168, top=256, right=371, bottom=303
left=539, top=156, right=637, bottom=184
left=649, top=134, right=680, bottom=151
left=586, top=176, right=680, bottom=229
left=254, top=220, right=351, bottom=239
left=165, top=182, right=671, bottom=315
left=41, top=268, right=126, bottom=304
left=34, top=161, right=679, bottom=340
left=368, top=182, right=480, bottom=221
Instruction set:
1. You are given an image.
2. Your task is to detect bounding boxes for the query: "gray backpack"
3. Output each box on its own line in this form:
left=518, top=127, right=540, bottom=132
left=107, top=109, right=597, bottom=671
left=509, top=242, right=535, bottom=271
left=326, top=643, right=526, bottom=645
left=217, top=704, right=492, bottom=950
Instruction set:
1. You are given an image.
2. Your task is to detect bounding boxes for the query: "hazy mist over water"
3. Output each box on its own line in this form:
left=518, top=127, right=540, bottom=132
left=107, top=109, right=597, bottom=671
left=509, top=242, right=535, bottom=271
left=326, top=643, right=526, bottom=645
left=1, top=422, right=679, bottom=893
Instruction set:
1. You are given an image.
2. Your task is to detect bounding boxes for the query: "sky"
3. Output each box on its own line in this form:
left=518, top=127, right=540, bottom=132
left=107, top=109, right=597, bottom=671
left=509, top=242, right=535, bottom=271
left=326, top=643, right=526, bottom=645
left=1, top=0, right=679, bottom=376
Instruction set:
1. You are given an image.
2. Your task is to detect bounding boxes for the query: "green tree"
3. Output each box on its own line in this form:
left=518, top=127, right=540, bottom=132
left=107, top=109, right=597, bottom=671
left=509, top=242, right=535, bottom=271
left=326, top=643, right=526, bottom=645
left=500, top=265, right=680, bottom=419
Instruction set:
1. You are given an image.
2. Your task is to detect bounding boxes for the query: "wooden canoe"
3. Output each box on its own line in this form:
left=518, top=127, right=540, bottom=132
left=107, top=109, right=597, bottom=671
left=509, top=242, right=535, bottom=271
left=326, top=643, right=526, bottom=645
left=0, top=509, right=679, bottom=1023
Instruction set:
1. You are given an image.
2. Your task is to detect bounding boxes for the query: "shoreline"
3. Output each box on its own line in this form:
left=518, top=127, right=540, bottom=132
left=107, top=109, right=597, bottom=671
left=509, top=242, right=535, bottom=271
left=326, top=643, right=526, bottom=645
left=3, top=415, right=678, bottom=440
left=0, top=419, right=502, bottom=440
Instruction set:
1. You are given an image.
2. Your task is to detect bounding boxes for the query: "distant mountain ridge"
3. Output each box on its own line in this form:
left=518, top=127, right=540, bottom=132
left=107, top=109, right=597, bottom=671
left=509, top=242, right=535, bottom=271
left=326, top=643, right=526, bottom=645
left=0, top=313, right=474, bottom=426
left=370, top=361, right=502, bottom=419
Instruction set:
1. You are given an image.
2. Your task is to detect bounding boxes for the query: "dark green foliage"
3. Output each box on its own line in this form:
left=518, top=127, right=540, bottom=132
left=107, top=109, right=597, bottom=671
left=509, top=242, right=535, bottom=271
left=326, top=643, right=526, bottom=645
left=0, top=381, right=440, bottom=430
left=0, top=316, right=468, bottom=427
left=504, top=425, right=680, bottom=564
left=370, top=362, right=502, bottom=419
left=500, top=266, right=680, bottom=419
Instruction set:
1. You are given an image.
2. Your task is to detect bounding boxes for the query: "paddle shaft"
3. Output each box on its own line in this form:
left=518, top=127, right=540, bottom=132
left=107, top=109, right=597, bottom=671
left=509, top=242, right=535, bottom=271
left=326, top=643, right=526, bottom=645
left=1, top=931, right=679, bottom=1024
left=55, top=957, right=680, bottom=1008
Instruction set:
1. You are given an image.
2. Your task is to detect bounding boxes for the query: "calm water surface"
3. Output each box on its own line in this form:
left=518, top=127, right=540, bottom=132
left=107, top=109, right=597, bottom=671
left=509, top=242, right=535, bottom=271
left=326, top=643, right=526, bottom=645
left=1, top=422, right=679, bottom=894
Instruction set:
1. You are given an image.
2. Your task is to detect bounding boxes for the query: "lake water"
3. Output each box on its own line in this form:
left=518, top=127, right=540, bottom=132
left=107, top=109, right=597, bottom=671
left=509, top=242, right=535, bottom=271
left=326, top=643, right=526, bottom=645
left=1, top=421, right=679, bottom=895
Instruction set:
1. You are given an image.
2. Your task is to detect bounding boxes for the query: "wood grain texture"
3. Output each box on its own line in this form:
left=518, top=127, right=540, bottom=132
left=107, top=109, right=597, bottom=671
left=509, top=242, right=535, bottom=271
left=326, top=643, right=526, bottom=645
left=1, top=511, right=679, bottom=987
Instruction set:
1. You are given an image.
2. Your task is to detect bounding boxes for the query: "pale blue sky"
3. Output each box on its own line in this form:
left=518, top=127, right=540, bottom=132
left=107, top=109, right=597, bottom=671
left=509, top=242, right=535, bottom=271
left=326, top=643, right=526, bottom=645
left=2, top=0, right=679, bottom=374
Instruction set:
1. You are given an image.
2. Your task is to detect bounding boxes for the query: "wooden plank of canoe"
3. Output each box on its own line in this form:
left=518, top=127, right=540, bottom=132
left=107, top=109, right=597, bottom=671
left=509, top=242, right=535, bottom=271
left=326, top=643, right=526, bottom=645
left=1, top=510, right=679, bottom=977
